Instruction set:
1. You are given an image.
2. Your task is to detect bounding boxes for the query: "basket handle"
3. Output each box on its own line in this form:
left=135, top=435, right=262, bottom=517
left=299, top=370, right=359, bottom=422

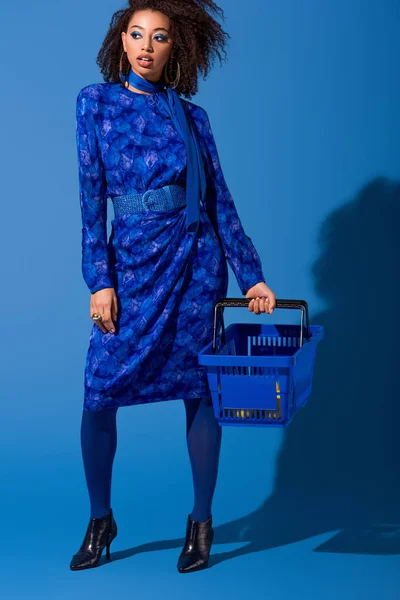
left=212, top=298, right=310, bottom=354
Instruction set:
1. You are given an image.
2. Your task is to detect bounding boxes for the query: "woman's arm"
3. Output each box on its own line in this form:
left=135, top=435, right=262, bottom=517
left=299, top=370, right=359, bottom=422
left=198, top=108, right=266, bottom=295
left=76, top=87, right=114, bottom=294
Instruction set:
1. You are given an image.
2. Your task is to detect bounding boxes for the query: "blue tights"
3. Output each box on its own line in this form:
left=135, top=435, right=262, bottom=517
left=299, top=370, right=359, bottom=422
left=80, top=396, right=222, bottom=522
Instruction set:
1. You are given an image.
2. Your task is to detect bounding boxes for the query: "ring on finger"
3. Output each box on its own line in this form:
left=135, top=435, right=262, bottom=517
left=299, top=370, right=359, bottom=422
left=91, top=308, right=105, bottom=321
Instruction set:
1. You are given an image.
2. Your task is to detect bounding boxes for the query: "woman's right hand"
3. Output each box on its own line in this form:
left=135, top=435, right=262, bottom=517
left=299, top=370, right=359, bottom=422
left=90, top=287, right=118, bottom=334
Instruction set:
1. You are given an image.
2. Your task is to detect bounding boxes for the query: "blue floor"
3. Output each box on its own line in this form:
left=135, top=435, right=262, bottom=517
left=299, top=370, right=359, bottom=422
left=3, top=358, right=400, bottom=599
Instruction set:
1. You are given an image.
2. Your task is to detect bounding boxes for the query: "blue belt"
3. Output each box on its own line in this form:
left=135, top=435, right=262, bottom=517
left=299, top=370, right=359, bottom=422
left=111, top=184, right=187, bottom=217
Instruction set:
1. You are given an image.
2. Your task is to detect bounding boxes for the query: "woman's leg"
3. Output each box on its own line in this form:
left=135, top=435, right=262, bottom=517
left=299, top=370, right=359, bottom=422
left=80, top=407, right=118, bottom=518
left=183, top=395, right=222, bottom=522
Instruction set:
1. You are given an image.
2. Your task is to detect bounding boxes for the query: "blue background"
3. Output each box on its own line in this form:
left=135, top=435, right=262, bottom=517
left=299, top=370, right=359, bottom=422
left=1, top=0, right=399, bottom=598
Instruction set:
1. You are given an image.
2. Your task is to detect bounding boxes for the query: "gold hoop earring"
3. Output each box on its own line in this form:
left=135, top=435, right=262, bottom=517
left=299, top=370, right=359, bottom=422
left=119, top=50, right=130, bottom=88
left=164, top=55, right=181, bottom=90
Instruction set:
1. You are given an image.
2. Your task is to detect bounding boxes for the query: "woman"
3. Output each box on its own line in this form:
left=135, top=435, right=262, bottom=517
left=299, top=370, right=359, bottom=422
left=71, top=0, right=277, bottom=574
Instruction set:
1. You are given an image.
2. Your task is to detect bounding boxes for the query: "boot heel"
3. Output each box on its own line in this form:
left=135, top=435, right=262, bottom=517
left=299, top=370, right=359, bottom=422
left=105, top=527, right=116, bottom=561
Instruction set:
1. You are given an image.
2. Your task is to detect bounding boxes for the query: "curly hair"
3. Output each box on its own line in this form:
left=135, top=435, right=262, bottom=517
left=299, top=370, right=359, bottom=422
left=96, top=0, right=230, bottom=99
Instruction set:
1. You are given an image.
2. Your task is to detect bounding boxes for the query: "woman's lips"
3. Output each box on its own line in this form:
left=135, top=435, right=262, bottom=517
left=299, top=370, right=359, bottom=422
left=137, top=58, right=154, bottom=68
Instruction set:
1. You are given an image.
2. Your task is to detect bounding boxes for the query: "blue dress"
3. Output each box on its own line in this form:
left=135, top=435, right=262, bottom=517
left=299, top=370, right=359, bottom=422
left=76, top=82, right=266, bottom=411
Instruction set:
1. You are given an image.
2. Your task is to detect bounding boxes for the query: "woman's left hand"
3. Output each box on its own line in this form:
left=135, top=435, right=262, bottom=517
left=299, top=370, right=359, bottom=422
left=245, top=281, right=277, bottom=315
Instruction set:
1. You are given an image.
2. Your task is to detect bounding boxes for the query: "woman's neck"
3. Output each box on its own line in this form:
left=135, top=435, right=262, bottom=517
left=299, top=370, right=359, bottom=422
left=126, top=84, right=152, bottom=95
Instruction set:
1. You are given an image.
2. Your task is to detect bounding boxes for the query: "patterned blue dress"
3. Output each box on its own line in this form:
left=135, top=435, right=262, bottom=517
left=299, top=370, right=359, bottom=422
left=76, top=82, right=266, bottom=411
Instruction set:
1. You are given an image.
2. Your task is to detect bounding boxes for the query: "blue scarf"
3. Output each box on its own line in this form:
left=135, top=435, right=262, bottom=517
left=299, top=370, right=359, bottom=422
left=120, top=67, right=206, bottom=235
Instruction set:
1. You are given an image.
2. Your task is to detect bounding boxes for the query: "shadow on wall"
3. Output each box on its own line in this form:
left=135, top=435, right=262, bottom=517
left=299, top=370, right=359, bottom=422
left=211, top=176, right=400, bottom=560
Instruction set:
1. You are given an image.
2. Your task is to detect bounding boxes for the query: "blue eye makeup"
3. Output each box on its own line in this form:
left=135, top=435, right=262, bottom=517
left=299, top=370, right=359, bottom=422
left=130, top=31, right=168, bottom=42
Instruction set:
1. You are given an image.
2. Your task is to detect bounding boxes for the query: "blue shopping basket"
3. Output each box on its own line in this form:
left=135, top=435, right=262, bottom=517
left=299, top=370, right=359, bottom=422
left=198, top=298, right=324, bottom=428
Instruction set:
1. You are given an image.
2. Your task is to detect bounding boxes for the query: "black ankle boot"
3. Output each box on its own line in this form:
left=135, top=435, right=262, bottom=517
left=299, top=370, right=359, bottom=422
left=70, top=508, right=118, bottom=570
left=177, top=514, right=214, bottom=573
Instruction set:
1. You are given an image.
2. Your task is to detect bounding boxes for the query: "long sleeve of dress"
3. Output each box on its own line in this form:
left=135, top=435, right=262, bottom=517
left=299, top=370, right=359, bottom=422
left=199, top=109, right=267, bottom=295
left=76, top=88, right=114, bottom=294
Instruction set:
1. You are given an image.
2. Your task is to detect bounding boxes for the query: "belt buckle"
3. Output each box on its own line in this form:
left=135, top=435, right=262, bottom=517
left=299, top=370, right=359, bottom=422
left=142, top=189, right=153, bottom=210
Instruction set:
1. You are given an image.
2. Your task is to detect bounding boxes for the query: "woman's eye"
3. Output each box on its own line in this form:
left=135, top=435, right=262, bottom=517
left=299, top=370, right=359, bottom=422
left=130, top=32, right=168, bottom=42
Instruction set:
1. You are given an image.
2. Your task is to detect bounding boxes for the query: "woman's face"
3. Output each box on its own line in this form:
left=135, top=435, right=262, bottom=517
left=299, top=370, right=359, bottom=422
left=121, top=10, right=174, bottom=83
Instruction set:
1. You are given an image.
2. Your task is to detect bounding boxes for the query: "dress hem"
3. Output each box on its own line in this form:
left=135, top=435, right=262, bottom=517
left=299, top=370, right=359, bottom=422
left=83, top=390, right=213, bottom=411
